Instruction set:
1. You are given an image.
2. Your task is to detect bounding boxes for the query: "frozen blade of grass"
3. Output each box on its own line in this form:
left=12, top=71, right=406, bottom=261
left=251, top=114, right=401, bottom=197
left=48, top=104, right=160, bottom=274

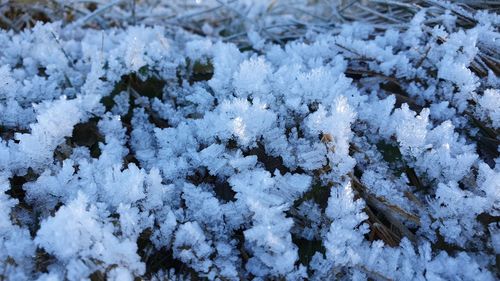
left=480, top=54, right=500, bottom=76
left=354, top=2, right=404, bottom=24
left=404, top=191, right=425, bottom=208
left=291, top=6, right=331, bottom=22
left=0, top=12, right=17, bottom=31
left=470, top=59, right=489, bottom=78
left=405, top=167, right=425, bottom=193
left=468, top=113, right=499, bottom=139
left=174, top=4, right=223, bottom=21
left=71, top=0, right=122, bottom=29
left=214, top=0, right=247, bottom=21
left=370, top=0, right=417, bottom=10
left=337, top=0, right=362, bottom=16
left=364, top=204, right=402, bottom=247
left=373, top=222, right=400, bottom=247
left=350, top=174, right=419, bottom=244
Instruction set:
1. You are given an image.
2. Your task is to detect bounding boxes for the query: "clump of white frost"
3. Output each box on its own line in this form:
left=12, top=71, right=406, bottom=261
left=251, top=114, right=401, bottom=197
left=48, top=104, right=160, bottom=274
left=14, top=95, right=102, bottom=171
left=35, top=193, right=144, bottom=279
left=477, top=89, right=500, bottom=129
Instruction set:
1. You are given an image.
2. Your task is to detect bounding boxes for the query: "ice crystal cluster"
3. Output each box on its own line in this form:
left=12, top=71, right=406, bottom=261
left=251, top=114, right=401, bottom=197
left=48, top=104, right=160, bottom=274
left=0, top=1, right=499, bottom=281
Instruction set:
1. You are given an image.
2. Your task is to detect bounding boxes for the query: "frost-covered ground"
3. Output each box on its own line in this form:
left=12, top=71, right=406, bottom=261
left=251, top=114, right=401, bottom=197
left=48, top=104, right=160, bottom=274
left=0, top=1, right=499, bottom=280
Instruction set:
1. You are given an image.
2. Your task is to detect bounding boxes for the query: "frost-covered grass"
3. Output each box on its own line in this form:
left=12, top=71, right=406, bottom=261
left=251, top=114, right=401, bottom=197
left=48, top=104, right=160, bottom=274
left=0, top=1, right=499, bottom=280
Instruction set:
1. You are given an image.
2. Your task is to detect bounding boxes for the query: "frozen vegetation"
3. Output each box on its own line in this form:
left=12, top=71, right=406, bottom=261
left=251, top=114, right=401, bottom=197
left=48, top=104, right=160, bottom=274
left=0, top=0, right=499, bottom=280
